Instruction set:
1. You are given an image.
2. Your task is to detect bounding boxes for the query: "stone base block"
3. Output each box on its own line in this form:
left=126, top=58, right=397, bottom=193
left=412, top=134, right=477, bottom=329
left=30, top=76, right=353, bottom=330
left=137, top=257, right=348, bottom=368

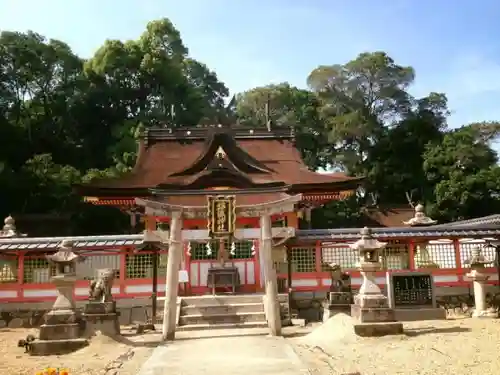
left=84, top=314, right=120, bottom=336
left=354, top=293, right=389, bottom=309
left=44, top=310, right=78, bottom=325
left=351, top=305, right=396, bottom=323
left=353, top=322, right=404, bottom=337
left=39, top=323, right=79, bottom=340
left=395, top=308, right=447, bottom=321
left=83, top=302, right=117, bottom=315
left=30, top=338, right=88, bottom=356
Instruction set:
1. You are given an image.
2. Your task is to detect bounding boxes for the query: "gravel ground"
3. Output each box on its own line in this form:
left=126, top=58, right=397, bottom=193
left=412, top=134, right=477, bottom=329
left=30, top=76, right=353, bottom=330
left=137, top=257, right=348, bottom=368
left=288, top=314, right=500, bottom=375
left=0, top=326, right=160, bottom=375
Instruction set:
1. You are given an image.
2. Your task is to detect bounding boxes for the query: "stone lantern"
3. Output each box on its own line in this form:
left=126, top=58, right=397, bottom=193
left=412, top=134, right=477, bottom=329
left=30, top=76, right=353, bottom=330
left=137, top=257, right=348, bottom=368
left=403, top=204, right=439, bottom=269
left=351, top=227, right=387, bottom=304
left=349, top=227, right=403, bottom=336
left=30, top=239, right=88, bottom=355
left=45, top=239, right=81, bottom=312
left=464, top=246, right=497, bottom=318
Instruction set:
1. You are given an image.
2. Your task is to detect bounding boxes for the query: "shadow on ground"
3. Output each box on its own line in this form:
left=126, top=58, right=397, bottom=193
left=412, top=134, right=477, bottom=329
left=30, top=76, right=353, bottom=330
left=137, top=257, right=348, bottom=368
left=404, top=326, right=471, bottom=337
left=103, top=333, right=161, bottom=347
left=175, top=331, right=270, bottom=341
left=282, top=331, right=309, bottom=339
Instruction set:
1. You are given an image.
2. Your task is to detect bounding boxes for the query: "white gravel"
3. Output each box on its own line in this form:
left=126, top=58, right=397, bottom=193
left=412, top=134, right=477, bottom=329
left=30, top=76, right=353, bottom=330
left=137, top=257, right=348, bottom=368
left=289, top=314, right=500, bottom=375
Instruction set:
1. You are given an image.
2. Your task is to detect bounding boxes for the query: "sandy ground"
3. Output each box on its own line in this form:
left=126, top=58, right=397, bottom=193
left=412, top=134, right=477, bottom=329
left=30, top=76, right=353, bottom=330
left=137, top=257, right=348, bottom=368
left=288, top=314, right=500, bottom=375
left=0, top=326, right=161, bottom=375
left=4, top=317, right=500, bottom=375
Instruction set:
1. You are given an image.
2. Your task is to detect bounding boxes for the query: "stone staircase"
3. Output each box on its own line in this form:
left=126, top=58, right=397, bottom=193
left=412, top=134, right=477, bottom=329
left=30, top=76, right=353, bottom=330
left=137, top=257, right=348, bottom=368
left=177, top=294, right=269, bottom=331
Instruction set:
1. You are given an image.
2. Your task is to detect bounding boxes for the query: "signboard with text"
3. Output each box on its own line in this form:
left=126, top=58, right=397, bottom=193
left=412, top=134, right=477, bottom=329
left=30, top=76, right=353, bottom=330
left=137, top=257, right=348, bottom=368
left=207, top=195, right=236, bottom=238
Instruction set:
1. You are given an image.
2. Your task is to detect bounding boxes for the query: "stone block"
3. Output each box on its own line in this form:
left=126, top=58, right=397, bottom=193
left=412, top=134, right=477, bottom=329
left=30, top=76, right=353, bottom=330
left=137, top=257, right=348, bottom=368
left=353, top=321, right=404, bottom=337
left=85, top=318, right=120, bottom=336
left=354, top=294, right=389, bottom=309
left=44, top=310, right=77, bottom=325
left=39, top=323, right=80, bottom=340
left=351, top=305, right=396, bottom=323
left=83, top=302, right=117, bottom=315
left=30, top=338, right=88, bottom=356
left=394, top=308, right=447, bottom=321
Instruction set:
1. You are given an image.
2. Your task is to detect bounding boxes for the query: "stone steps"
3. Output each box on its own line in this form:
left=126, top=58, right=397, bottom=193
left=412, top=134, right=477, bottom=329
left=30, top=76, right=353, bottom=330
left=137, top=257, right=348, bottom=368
left=181, top=303, right=264, bottom=315
left=179, top=311, right=266, bottom=325
left=182, top=294, right=264, bottom=306
left=178, top=295, right=267, bottom=331
left=177, top=321, right=269, bottom=332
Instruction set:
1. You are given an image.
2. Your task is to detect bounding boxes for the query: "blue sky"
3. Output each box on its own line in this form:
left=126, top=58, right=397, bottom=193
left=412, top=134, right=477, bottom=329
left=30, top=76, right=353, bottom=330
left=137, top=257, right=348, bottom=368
left=1, top=0, right=500, bottom=128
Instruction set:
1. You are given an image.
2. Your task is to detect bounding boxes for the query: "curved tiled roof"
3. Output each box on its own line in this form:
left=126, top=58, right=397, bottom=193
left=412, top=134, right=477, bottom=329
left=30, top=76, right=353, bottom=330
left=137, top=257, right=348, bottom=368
left=76, top=126, right=362, bottom=196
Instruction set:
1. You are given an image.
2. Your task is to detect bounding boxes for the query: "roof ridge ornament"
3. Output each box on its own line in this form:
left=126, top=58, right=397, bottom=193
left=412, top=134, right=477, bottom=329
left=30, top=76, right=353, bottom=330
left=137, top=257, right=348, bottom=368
left=215, top=146, right=226, bottom=160
left=0, top=215, right=26, bottom=238
left=403, top=204, right=437, bottom=226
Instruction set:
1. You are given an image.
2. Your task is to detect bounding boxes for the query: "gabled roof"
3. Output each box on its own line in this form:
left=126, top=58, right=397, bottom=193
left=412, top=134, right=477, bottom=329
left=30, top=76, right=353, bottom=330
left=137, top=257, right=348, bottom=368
left=76, top=126, right=363, bottom=198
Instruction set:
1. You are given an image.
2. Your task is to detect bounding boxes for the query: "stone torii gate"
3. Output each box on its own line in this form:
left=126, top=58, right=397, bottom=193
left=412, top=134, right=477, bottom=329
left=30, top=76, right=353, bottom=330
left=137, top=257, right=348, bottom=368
left=136, top=194, right=301, bottom=340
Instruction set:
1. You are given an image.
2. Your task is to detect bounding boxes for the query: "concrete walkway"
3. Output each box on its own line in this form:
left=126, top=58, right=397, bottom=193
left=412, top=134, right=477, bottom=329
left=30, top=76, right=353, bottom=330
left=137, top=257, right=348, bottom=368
left=137, top=330, right=309, bottom=375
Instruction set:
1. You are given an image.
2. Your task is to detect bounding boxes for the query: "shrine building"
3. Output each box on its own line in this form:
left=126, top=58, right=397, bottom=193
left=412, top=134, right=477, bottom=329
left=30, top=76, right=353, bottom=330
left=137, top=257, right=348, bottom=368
left=1, top=124, right=500, bottom=338
left=76, top=125, right=363, bottom=296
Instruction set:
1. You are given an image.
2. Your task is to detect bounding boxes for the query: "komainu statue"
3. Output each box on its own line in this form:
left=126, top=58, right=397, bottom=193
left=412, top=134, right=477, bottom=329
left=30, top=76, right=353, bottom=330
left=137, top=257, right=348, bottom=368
left=89, top=269, right=116, bottom=302
left=328, top=263, right=352, bottom=293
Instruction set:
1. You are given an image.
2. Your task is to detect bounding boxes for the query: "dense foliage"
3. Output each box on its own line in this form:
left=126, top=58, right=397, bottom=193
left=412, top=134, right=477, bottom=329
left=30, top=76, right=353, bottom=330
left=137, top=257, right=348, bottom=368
left=1, top=19, right=500, bottom=234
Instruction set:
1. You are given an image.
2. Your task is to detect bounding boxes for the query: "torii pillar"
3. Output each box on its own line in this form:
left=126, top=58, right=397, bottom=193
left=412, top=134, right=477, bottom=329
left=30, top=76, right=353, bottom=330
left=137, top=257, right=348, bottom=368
left=260, top=213, right=281, bottom=336
left=162, top=211, right=183, bottom=340
left=137, top=199, right=185, bottom=341
left=238, top=195, right=301, bottom=336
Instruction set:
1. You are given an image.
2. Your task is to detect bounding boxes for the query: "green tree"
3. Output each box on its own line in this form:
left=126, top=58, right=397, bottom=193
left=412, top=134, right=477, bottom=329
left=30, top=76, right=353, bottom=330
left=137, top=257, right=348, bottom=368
left=235, top=83, right=328, bottom=169
left=368, top=92, right=448, bottom=205
left=423, top=126, right=500, bottom=221
left=307, top=51, right=415, bottom=173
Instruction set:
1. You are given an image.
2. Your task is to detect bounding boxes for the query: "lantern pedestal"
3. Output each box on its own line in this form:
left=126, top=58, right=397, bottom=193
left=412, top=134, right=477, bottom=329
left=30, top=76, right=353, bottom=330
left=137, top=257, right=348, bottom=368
left=350, top=258, right=403, bottom=336
left=31, top=275, right=88, bottom=355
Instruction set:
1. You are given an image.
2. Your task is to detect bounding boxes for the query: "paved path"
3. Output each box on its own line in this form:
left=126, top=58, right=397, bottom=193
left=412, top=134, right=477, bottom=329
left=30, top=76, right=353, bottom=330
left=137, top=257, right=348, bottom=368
left=137, top=330, right=309, bottom=375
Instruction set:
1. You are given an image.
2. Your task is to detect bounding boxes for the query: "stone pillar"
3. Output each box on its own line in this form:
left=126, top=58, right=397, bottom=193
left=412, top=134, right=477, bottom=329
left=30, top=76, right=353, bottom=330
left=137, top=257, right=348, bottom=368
left=465, top=247, right=497, bottom=318
left=260, top=214, right=282, bottom=336
left=162, top=212, right=183, bottom=340
left=52, top=275, right=78, bottom=312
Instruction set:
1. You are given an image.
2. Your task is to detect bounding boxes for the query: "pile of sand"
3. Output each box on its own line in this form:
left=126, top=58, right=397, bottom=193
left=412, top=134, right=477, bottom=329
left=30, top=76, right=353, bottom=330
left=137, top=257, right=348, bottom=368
left=291, top=318, right=500, bottom=375
left=299, top=313, right=359, bottom=349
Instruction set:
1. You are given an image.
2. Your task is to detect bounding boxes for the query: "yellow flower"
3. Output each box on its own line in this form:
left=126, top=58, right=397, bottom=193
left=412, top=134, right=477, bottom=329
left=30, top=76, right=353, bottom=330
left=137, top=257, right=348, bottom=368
left=35, top=372, right=44, bottom=375
left=46, top=368, right=57, bottom=375
left=59, top=369, right=70, bottom=375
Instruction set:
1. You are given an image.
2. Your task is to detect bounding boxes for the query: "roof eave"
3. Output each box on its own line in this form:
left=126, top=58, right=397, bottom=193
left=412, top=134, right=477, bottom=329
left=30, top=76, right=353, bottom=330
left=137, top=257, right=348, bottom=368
left=74, top=185, right=151, bottom=198
left=288, top=177, right=364, bottom=193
